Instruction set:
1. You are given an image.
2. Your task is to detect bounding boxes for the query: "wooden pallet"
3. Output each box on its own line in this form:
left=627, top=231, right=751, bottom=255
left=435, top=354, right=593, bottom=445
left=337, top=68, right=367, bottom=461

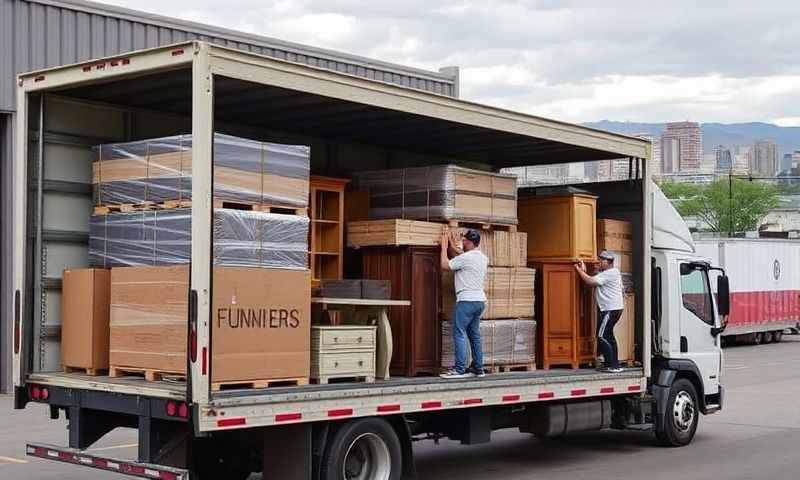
left=487, top=362, right=536, bottom=374
left=63, top=365, right=108, bottom=376
left=93, top=200, right=191, bottom=215
left=447, top=219, right=517, bottom=232
left=213, top=199, right=308, bottom=216
left=312, top=375, right=375, bottom=385
left=211, top=377, right=309, bottom=391
left=109, top=366, right=185, bottom=382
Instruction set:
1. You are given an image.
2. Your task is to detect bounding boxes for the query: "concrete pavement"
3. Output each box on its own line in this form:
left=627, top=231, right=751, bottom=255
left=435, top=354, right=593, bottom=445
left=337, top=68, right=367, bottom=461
left=1, top=336, right=799, bottom=479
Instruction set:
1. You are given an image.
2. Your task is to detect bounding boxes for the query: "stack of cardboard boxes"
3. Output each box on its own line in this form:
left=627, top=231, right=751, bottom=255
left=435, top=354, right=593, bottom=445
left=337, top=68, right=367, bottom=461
left=62, top=133, right=313, bottom=388
left=596, top=219, right=636, bottom=365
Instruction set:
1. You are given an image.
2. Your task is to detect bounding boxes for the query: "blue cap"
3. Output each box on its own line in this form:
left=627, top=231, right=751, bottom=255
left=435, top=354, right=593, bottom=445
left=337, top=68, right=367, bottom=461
left=464, top=229, right=481, bottom=245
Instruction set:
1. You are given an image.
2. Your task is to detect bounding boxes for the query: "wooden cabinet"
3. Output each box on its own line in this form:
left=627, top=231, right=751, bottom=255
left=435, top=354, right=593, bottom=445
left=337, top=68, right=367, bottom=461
left=311, top=326, right=376, bottom=384
left=535, top=262, right=595, bottom=369
left=362, top=246, right=440, bottom=376
left=310, top=176, right=349, bottom=287
left=518, top=194, right=597, bottom=262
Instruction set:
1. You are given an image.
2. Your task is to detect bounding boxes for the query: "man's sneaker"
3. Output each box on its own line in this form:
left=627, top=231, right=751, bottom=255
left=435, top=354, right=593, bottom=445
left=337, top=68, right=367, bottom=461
left=599, top=367, right=624, bottom=373
left=440, top=368, right=475, bottom=379
left=468, top=367, right=486, bottom=378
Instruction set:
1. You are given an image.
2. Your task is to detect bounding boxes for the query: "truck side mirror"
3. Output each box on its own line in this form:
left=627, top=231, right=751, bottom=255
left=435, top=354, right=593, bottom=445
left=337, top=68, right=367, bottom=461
left=716, top=275, right=730, bottom=316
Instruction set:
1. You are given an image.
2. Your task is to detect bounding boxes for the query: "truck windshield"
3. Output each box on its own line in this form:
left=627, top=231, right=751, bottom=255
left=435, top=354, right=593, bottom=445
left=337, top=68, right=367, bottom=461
left=680, top=266, right=714, bottom=325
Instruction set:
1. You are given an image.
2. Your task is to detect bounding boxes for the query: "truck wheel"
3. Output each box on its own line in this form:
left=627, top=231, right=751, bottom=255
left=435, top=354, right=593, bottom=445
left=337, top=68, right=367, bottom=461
left=752, top=332, right=763, bottom=345
left=320, top=418, right=402, bottom=480
left=655, top=379, right=699, bottom=447
left=762, top=331, right=774, bottom=344
left=773, top=331, right=783, bottom=343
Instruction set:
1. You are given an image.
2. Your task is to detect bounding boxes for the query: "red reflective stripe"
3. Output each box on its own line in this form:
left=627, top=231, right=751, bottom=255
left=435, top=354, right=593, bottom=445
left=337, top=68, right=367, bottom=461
left=328, top=408, right=353, bottom=418
left=275, top=413, right=302, bottom=422
left=58, top=451, right=73, bottom=461
left=93, top=458, right=108, bottom=468
left=377, top=404, right=401, bottom=413
left=571, top=389, right=587, bottom=396
left=82, top=66, right=92, bottom=72
left=121, top=58, right=130, bottom=65
left=628, top=385, right=642, bottom=392
left=502, top=394, right=521, bottom=402
left=34, top=75, right=45, bottom=82
left=217, top=417, right=246, bottom=427
left=201, top=347, right=207, bottom=375
left=172, top=49, right=185, bottom=56
left=600, top=387, right=615, bottom=394
left=538, top=391, right=555, bottom=399
left=159, top=471, right=179, bottom=480
left=421, top=401, right=442, bottom=409
left=463, top=398, right=482, bottom=405
left=125, top=464, right=146, bottom=475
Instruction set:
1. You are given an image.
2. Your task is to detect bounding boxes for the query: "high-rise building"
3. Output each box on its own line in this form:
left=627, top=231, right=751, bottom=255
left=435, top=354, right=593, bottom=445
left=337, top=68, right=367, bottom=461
left=783, top=153, right=794, bottom=173
left=714, top=145, right=732, bottom=171
left=733, top=145, right=752, bottom=175
left=752, top=140, right=779, bottom=177
left=632, top=133, right=662, bottom=176
left=660, top=121, right=703, bottom=172
left=792, top=151, right=800, bottom=170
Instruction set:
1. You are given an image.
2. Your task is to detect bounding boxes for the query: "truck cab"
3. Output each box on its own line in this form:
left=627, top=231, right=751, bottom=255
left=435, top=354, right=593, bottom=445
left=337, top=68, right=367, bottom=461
left=649, top=183, right=728, bottom=445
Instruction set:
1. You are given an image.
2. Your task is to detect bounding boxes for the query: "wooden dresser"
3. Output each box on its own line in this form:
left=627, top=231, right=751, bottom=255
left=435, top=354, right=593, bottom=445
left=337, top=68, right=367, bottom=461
left=361, top=246, right=440, bottom=377
left=535, top=262, right=595, bottom=369
left=311, top=325, right=376, bottom=384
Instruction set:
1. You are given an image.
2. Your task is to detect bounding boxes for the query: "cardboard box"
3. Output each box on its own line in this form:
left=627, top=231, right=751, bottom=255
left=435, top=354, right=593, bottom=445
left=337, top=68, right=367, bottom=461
left=615, top=293, right=636, bottom=364
left=62, top=268, right=111, bottom=373
left=441, top=319, right=536, bottom=368
left=110, top=266, right=310, bottom=383
left=442, top=267, right=536, bottom=320
left=597, top=219, right=633, bottom=252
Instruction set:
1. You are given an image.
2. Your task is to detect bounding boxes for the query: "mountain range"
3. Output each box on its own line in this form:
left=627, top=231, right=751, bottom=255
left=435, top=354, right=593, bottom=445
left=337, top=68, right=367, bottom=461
left=583, top=121, right=800, bottom=168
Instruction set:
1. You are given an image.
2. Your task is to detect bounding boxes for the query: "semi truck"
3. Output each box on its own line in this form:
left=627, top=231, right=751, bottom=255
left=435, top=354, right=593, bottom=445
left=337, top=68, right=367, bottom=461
left=695, top=239, right=800, bottom=344
left=11, top=42, right=730, bottom=480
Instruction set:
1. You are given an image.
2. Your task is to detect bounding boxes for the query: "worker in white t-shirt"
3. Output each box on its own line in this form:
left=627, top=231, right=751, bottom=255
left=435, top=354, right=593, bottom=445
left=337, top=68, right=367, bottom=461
left=439, top=229, right=489, bottom=379
left=575, top=250, right=625, bottom=373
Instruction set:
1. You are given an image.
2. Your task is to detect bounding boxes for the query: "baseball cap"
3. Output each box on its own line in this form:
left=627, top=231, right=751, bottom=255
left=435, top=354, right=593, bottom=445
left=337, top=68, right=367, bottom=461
left=598, top=250, right=615, bottom=262
left=464, top=229, right=481, bottom=245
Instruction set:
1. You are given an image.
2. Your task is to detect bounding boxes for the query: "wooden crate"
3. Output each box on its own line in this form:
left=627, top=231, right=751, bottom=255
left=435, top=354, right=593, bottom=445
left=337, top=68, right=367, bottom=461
left=441, top=267, right=536, bottom=320
left=347, top=219, right=445, bottom=248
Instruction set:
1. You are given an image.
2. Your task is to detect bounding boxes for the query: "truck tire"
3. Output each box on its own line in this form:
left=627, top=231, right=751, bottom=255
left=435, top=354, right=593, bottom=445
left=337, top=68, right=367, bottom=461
left=773, top=331, right=783, bottom=343
left=655, top=379, right=699, bottom=447
left=762, top=331, right=774, bottom=344
left=752, top=332, right=763, bottom=345
left=320, top=418, right=402, bottom=480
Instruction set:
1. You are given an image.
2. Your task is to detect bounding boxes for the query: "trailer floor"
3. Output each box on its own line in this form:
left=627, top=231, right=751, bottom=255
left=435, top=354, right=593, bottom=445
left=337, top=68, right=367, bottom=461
left=27, top=367, right=645, bottom=403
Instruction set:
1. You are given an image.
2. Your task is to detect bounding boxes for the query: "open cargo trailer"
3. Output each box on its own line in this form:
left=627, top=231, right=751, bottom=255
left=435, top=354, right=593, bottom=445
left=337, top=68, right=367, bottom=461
left=11, top=41, right=676, bottom=480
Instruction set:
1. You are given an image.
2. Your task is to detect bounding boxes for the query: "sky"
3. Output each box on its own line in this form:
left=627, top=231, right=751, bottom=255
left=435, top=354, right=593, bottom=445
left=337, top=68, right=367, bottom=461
left=105, top=0, right=800, bottom=126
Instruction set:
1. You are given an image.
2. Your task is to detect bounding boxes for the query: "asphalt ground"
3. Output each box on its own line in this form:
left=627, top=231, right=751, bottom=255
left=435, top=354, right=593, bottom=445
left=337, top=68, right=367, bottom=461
left=2, top=335, right=799, bottom=479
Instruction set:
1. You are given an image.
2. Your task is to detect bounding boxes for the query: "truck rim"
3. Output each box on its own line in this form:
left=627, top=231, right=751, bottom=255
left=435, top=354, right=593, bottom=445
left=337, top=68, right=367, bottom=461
left=673, top=391, right=696, bottom=433
left=342, top=432, right=391, bottom=480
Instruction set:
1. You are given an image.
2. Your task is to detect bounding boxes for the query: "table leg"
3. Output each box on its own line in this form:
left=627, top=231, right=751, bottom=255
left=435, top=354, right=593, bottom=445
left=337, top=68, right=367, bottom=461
left=376, top=309, right=392, bottom=380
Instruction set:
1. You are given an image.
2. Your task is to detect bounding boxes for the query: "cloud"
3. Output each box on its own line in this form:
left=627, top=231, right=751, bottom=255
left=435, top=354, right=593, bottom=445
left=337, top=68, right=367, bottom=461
left=102, top=0, right=800, bottom=124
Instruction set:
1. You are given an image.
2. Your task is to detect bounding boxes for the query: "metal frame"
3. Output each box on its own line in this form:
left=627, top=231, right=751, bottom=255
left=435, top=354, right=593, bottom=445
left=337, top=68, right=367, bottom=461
left=14, top=41, right=653, bottom=433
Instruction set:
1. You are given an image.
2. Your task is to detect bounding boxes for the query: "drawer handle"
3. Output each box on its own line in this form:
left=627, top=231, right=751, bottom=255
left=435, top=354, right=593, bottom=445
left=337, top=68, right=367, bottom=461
left=357, top=337, right=363, bottom=343
left=334, top=361, right=339, bottom=368
left=334, top=337, right=338, bottom=343
left=358, top=361, right=364, bottom=367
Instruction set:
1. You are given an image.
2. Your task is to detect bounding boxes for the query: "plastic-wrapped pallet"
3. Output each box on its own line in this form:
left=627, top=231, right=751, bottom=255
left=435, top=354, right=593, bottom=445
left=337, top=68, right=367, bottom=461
left=93, top=133, right=310, bottom=208
left=90, top=209, right=308, bottom=269
left=441, top=319, right=536, bottom=369
left=442, top=267, right=536, bottom=320
left=354, top=165, right=517, bottom=225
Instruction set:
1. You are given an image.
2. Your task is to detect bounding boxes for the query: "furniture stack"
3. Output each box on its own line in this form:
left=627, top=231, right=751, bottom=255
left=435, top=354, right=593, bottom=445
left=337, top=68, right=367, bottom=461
left=349, top=165, right=525, bottom=376
left=520, top=192, right=598, bottom=369
left=62, top=132, right=313, bottom=390
left=441, top=319, right=536, bottom=370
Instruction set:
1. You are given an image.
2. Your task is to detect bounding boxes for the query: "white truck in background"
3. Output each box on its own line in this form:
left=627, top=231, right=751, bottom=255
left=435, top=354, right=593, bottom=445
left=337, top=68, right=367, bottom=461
left=12, top=42, right=730, bottom=480
left=695, top=239, right=800, bottom=345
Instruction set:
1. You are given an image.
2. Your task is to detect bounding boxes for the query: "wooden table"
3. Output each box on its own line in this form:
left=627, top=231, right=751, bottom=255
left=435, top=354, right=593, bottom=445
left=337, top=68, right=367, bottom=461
left=311, top=298, right=411, bottom=380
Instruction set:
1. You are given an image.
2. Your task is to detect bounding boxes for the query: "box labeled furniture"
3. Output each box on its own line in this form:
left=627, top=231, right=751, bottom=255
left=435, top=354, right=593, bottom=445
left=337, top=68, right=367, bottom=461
left=534, top=262, right=595, bottom=369
left=519, top=193, right=597, bottom=262
left=362, top=246, right=440, bottom=376
left=109, top=266, right=310, bottom=387
left=441, top=319, right=536, bottom=370
left=311, top=325, right=377, bottom=384
left=90, top=209, right=309, bottom=269
left=355, top=165, right=518, bottom=225
left=441, top=267, right=536, bottom=320
left=62, top=268, right=111, bottom=375
left=93, top=133, right=310, bottom=208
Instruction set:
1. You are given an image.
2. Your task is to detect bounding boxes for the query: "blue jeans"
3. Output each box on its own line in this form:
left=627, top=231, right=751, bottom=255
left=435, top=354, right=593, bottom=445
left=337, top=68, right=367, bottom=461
left=453, top=301, right=485, bottom=374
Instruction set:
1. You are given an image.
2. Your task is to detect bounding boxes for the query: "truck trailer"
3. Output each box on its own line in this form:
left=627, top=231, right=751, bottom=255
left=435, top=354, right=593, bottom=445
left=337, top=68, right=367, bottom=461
left=12, top=42, right=730, bottom=480
left=695, top=238, right=800, bottom=344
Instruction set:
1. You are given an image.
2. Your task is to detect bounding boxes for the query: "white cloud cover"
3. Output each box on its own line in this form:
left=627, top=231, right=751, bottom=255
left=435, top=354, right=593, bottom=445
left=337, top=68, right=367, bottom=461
left=103, top=0, right=800, bottom=125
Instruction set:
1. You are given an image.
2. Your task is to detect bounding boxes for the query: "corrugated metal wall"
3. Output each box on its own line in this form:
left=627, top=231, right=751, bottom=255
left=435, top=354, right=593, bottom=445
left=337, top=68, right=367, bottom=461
left=0, top=0, right=457, bottom=112
left=1, top=113, right=12, bottom=392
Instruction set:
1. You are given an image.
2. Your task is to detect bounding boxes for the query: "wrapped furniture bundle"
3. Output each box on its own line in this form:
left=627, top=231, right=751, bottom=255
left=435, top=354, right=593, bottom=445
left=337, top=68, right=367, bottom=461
left=442, top=267, right=536, bottom=320
left=89, top=209, right=309, bottom=269
left=355, top=165, right=517, bottom=225
left=93, top=133, right=310, bottom=208
left=441, top=319, right=536, bottom=368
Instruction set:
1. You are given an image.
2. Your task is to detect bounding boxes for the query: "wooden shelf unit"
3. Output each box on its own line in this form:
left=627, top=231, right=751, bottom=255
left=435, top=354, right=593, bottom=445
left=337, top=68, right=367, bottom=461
left=310, top=176, right=349, bottom=287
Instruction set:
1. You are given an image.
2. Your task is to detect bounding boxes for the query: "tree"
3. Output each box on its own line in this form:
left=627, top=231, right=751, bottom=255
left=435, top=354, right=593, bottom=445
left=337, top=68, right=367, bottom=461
left=660, top=179, right=779, bottom=234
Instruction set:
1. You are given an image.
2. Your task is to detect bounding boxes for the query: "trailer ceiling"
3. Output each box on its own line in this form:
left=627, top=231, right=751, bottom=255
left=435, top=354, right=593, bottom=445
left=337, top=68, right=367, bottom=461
left=54, top=64, right=644, bottom=169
